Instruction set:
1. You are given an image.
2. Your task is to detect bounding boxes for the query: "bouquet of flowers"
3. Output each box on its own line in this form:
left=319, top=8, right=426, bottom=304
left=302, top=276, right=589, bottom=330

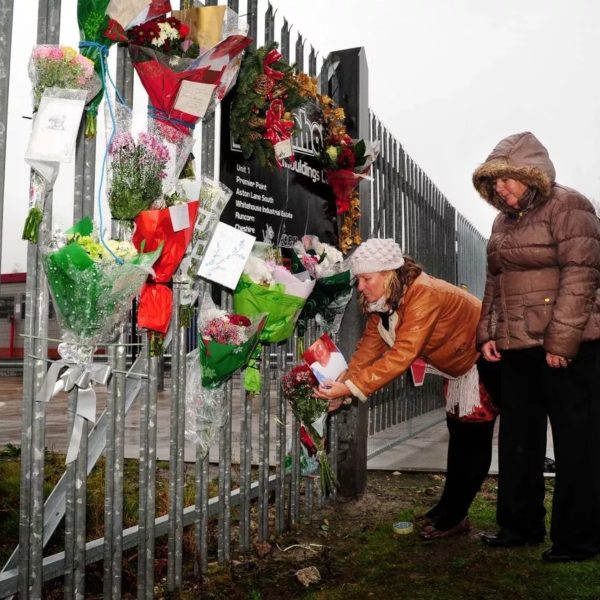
left=322, top=134, right=380, bottom=215
left=198, top=302, right=266, bottom=388
left=132, top=198, right=199, bottom=335
left=28, top=45, right=101, bottom=111
left=126, top=15, right=199, bottom=57
left=282, top=364, right=338, bottom=495
left=108, top=131, right=170, bottom=222
left=103, top=0, right=172, bottom=41
left=229, top=43, right=312, bottom=168
left=128, top=15, right=251, bottom=134
left=42, top=216, right=161, bottom=359
left=292, top=235, right=353, bottom=336
left=77, top=0, right=118, bottom=137
left=233, top=249, right=315, bottom=344
left=184, top=293, right=265, bottom=457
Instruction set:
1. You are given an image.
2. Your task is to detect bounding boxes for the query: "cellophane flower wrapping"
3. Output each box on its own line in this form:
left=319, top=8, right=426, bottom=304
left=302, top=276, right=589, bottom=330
left=184, top=348, right=228, bottom=457
left=292, top=235, right=353, bottom=336
left=132, top=200, right=199, bottom=333
left=77, top=0, right=117, bottom=136
left=177, top=176, right=232, bottom=306
left=281, top=364, right=338, bottom=495
left=284, top=427, right=319, bottom=476
left=233, top=251, right=315, bottom=344
left=148, top=118, right=195, bottom=200
left=107, top=130, right=170, bottom=221
left=128, top=32, right=251, bottom=135
left=323, top=138, right=381, bottom=214
left=197, top=292, right=266, bottom=388
left=104, top=0, right=172, bottom=41
left=42, top=217, right=161, bottom=356
left=28, top=45, right=101, bottom=111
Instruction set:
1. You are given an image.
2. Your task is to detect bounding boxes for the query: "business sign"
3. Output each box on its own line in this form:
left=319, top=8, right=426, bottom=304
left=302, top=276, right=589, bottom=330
left=219, top=98, right=338, bottom=249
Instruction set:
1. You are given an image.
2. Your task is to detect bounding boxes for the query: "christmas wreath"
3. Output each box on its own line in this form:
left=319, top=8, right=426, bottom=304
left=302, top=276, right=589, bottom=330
left=230, top=43, right=309, bottom=168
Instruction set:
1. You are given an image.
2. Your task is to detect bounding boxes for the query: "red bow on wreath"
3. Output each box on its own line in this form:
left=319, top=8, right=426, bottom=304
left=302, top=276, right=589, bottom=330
left=264, top=99, right=295, bottom=166
left=263, top=49, right=285, bottom=82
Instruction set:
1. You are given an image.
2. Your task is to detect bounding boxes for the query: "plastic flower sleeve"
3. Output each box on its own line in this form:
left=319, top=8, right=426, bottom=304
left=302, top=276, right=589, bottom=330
left=148, top=118, right=195, bottom=199
left=77, top=0, right=118, bottom=137
left=177, top=176, right=232, bottom=306
left=42, top=217, right=161, bottom=354
left=184, top=348, right=229, bottom=457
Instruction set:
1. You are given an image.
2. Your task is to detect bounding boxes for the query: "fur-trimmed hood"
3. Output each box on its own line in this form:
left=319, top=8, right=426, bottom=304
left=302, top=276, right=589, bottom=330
left=473, top=132, right=556, bottom=212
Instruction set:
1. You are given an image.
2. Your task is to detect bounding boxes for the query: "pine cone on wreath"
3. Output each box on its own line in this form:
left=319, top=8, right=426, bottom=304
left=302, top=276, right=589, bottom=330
left=253, top=74, right=275, bottom=96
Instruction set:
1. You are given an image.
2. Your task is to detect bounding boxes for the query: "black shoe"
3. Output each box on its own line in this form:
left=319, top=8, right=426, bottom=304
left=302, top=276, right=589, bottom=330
left=542, top=548, right=597, bottom=563
left=480, top=531, right=543, bottom=548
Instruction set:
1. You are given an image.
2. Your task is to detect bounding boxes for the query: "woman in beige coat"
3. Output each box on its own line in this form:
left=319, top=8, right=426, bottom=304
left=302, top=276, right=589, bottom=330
left=473, top=131, right=600, bottom=562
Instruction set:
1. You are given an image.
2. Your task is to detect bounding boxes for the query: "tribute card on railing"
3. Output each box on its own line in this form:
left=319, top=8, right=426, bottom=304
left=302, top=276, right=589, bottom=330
left=197, top=221, right=255, bottom=289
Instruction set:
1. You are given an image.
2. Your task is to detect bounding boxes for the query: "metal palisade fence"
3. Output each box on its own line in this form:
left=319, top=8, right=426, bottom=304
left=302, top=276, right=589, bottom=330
left=0, top=0, right=487, bottom=598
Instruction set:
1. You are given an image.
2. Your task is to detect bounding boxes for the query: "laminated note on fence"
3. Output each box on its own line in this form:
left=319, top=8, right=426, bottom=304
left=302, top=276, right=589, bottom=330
left=25, top=88, right=87, bottom=165
left=197, top=221, right=255, bottom=289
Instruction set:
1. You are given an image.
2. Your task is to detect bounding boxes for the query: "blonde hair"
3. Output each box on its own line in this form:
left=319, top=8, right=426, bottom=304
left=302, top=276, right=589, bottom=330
left=358, top=256, right=423, bottom=313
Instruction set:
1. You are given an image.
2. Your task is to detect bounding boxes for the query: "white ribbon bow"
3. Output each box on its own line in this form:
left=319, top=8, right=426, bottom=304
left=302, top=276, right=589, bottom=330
left=36, top=359, right=112, bottom=463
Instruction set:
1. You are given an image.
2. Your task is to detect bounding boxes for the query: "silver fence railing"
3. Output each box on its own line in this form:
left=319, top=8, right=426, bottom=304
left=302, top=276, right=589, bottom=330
left=0, top=0, right=487, bottom=597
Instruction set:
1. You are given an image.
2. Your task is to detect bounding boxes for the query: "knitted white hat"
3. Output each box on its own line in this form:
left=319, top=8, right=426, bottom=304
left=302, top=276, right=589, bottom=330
left=349, top=238, right=404, bottom=276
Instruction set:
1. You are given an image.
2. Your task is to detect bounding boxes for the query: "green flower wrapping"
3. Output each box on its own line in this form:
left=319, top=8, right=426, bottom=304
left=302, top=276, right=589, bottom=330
left=233, top=274, right=308, bottom=344
left=43, top=218, right=161, bottom=346
left=199, top=316, right=266, bottom=388
left=77, top=0, right=115, bottom=137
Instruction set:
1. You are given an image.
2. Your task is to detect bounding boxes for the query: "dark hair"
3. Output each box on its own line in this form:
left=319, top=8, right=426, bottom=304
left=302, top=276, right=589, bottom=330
left=358, top=255, right=423, bottom=313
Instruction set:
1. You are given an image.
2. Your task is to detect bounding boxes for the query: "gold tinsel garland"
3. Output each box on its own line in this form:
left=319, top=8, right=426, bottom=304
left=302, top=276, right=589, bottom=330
left=295, top=73, right=362, bottom=254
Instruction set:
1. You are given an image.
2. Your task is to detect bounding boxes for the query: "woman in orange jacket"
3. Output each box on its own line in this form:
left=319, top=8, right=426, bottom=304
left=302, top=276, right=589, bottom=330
left=316, top=237, right=499, bottom=539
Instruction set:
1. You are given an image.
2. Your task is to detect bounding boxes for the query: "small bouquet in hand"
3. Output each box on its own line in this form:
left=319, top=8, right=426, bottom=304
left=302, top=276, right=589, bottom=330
left=108, top=131, right=170, bottom=222
left=28, top=45, right=100, bottom=111
left=292, top=235, right=353, bottom=336
left=42, top=216, right=161, bottom=360
left=282, top=364, right=338, bottom=495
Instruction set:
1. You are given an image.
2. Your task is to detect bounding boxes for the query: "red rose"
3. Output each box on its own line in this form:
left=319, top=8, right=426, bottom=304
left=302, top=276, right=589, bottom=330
left=179, top=23, right=190, bottom=39
left=228, top=314, right=251, bottom=327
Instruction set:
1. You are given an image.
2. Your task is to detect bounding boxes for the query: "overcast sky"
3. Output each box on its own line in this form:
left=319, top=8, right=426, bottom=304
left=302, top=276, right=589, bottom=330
left=3, top=0, right=600, bottom=271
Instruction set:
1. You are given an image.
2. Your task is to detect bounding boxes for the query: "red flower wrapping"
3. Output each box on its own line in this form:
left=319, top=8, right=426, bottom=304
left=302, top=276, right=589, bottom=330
left=137, top=282, right=172, bottom=334
left=300, top=425, right=318, bottom=456
left=326, top=169, right=362, bottom=214
left=129, top=35, right=252, bottom=134
left=133, top=201, right=199, bottom=333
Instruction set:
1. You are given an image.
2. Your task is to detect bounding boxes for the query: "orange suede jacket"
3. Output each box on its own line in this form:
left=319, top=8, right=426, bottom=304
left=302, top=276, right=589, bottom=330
left=345, top=273, right=481, bottom=401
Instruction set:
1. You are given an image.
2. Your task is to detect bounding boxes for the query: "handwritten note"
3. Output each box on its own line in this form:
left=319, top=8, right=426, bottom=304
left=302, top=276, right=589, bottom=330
left=174, top=81, right=216, bottom=118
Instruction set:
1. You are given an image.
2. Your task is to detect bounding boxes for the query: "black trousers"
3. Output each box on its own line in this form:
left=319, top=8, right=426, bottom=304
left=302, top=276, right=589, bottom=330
left=497, top=341, right=600, bottom=554
left=427, top=359, right=500, bottom=530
